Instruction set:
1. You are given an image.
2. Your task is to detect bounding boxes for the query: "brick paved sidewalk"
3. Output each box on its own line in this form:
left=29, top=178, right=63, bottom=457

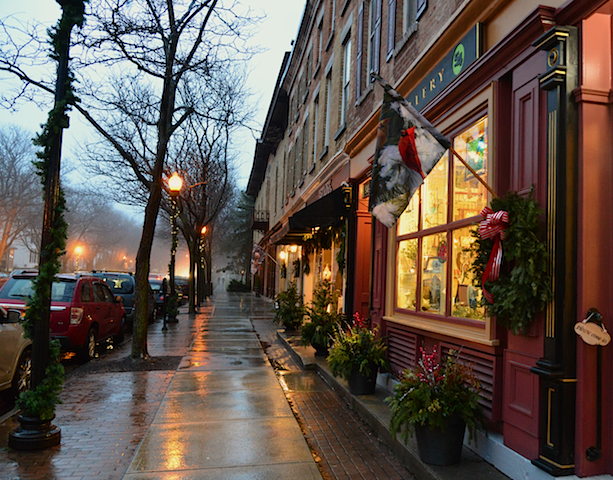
left=0, top=312, right=194, bottom=480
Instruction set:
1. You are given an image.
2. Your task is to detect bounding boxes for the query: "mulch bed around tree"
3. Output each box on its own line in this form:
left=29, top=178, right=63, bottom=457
left=76, top=356, right=183, bottom=374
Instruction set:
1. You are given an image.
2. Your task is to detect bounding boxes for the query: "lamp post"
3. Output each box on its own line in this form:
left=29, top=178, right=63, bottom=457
left=166, top=172, right=183, bottom=327
left=199, top=225, right=208, bottom=302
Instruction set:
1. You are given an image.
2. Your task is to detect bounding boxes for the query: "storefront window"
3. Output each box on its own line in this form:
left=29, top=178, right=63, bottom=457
left=397, top=190, right=419, bottom=236
left=395, top=116, right=488, bottom=323
left=451, top=227, right=484, bottom=319
left=422, top=154, right=448, bottom=229
left=421, top=233, right=447, bottom=314
left=453, top=117, right=488, bottom=221
left=397, top=238, right=417, bottom=310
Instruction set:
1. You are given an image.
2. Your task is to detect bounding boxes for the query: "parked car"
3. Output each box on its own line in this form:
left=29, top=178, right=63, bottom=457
left=89, top=271, right=155, bottom=327
left=0, top=307, right=31, bottom=398
left=0, top=271, right=125, bottom=361
left=148, top=277, right=166, bottom=314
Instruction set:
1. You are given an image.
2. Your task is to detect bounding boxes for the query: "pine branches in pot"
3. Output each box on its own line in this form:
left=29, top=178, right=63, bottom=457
left=301, top=280, right=342, bottom=356
left=328, top=313, right=388, bottom=395
left=274, top=282, right=304, bottom=335
left=387, top=346, right=482, bottom=466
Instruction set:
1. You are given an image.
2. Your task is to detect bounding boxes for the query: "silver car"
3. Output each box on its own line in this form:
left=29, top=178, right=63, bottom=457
left=0, top=308, right=31, bottom=397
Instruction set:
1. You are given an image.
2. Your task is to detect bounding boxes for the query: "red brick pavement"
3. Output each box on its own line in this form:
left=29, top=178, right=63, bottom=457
left=0, top=371, right=173, bottom=480
left=286, top=390, right=414, bottom=480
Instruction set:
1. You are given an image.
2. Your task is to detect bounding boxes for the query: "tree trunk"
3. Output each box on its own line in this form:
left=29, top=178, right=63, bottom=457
left=131, top=181, right=162, bottom=358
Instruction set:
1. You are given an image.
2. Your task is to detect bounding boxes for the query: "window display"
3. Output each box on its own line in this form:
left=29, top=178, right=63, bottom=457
left=395, top=116, right=488, bottom=322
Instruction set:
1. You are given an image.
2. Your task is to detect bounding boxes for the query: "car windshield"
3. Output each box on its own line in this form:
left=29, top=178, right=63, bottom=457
left=149, top=281, right=161, bottom=292
left=101, top=276, right=133, bottom=294
left=0, top=277, right=76, bottom=302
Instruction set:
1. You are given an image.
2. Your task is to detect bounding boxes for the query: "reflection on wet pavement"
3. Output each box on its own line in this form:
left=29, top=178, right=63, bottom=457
left=0, top=293, right=322, bottom=480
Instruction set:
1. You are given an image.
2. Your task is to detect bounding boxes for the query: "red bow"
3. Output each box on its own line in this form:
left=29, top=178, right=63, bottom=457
left=478, top=206, right=509, bottom=303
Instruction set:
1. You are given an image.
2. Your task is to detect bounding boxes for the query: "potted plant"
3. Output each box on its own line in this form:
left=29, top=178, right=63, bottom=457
left=327, top=312, right=388, bottom=395
left=274, top=282, right=304, bottom=334
left=301, top=280, right=341, bottom=356
left=387, top=346, right=482, bottom=466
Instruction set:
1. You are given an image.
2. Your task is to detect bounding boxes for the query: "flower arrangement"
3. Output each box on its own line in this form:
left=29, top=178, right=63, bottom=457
left=327, top=313, right=388, bottom=380
left=387, top=346, right=482, bottom=443
left=274, top=282, right=304, bottom=332
left=301, top=280, right=342, bottom=355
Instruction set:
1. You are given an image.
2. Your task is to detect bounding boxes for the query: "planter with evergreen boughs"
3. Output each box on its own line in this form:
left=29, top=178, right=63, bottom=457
left=327, top=312, right=388, bottom=394
left=387, top=346, right=482, bottom=465
left=274, top=282, right=304, bottom=334
left=301, top=280, right=342, bottom=356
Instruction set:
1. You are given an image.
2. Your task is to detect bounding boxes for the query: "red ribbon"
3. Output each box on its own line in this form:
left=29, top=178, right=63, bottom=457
left=478, top=207, right=509, bottom=303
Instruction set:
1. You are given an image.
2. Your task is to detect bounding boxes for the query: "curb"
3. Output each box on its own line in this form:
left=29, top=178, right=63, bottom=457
left=277, top=330, right=509, bottom=480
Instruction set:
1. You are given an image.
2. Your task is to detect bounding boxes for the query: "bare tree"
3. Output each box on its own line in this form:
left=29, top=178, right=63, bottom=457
left=0, top=126, right=41, bottom=269
left=1, top=0, right=257, bottom=359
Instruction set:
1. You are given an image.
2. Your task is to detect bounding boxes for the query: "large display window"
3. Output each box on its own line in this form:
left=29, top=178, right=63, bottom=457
left=391, top=116, right=495, bottom=343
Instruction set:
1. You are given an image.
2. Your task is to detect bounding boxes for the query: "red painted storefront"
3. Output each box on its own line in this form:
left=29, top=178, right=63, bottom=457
left=366, top=1, right=613, bottom=477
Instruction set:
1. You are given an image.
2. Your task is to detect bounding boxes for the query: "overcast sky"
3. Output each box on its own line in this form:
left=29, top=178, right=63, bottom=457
left=0, top=1, right=305, bottom=193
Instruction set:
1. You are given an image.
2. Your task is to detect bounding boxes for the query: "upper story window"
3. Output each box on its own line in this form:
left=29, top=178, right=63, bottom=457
left=340, top=34, right=352, bottom=128
left=394, top=116, right=489, bottom=325
left=355, top=1, right=367, bottom=99
left=369, top=0, right=382, bottom=78
left=324, top=69, right=333, bottom=150
left=386, top=0, right=396, bottom=58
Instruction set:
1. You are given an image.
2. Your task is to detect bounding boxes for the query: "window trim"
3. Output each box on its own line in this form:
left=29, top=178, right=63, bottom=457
left=386, top=110, right=496, bottom=345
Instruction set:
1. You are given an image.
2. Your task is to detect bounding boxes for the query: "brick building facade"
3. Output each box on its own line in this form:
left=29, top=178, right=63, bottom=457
left=247, top=0, right=613, bottom=477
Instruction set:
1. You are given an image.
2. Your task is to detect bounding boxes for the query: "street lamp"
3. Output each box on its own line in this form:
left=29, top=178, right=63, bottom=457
left=74, top=245, right=83, bottom=271
left=166, top=171, right=183, bottom=328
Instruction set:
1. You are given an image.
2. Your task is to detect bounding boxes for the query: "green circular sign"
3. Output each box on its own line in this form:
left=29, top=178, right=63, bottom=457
left=452, top=44, right=465, bottom=75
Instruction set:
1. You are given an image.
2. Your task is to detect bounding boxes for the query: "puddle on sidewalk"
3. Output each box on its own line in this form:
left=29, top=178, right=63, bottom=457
left=277, top=371, right=330, bottom=393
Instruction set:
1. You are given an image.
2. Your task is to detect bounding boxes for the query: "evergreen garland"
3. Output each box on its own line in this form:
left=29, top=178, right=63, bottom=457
left=17, top=0, right=86, bottom=420
left=470, top=191, right=552, bottom=335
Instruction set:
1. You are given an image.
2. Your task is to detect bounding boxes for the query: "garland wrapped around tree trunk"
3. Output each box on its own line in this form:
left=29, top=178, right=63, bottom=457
left=16, top=0, right=86, bottom=421
left=470, top=191, right=552, bottom=335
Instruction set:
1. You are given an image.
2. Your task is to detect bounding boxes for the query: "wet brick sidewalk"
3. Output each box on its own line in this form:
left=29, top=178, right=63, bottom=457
left=0, top=312, right=193, bottom=480
left=287, top=389, right=413, bottom=480
left=251, top=311, right=414, bottom=480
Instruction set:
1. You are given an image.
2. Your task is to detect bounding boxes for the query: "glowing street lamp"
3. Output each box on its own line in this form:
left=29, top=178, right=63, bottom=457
left=168, top=172, right=184, bottom=195
left=74, top=245, right=84, bottom=271
left=165, top=172, right=183, bottom=328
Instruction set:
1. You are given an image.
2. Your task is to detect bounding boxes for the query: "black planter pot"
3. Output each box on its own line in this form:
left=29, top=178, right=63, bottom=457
left=9, top=414, right=61, bottom=450
left=313, top=344, right=329, bottom=357
left=414, top=416, right=466, bottom=466
left=348, top=367, right=377, bottom=395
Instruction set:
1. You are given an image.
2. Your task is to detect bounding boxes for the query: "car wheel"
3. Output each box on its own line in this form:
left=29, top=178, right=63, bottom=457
left=113, top=318, right=126, bottom=346
left=11, top=349, right=32, bottom=398
left=78, top=327, right=97, bottom=362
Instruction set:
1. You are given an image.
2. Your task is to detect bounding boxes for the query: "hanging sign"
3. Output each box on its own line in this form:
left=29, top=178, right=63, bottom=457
left=574, top=321, right=611, bottom=346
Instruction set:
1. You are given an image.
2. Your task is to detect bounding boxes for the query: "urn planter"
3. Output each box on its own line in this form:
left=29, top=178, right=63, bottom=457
left=348, top=367, right=377, bottom=395
left=9, top=414, right=61, bottom=450
left=414, top=416, right=466, bottom=466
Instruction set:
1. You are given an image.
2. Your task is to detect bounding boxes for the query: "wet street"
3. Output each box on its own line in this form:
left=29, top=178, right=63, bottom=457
left=0, top=292, right=411, bottom=480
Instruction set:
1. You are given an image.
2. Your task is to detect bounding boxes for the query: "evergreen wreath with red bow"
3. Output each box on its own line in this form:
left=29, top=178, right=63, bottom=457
left=470, top=191, right=552, bottom=335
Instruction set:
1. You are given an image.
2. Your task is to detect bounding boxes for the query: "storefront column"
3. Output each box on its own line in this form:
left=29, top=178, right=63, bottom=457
left=530, top=26, right=579, bottom=476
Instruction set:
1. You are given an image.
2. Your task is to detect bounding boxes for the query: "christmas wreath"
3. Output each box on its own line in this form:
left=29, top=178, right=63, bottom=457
left=470, top=192, right=552, bottom=334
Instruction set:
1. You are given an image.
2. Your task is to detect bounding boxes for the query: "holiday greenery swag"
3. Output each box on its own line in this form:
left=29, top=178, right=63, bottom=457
left=470, top=191, right=552, bottom=335
left=327, top=313, right=388, bottom=380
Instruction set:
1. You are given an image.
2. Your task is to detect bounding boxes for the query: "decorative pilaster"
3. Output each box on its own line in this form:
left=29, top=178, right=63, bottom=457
left=530, top=26, right=578, bottom=476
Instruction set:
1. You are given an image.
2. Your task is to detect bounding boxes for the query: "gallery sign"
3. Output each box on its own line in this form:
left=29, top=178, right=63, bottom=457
left=408, top=24, right=482, bottom=111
